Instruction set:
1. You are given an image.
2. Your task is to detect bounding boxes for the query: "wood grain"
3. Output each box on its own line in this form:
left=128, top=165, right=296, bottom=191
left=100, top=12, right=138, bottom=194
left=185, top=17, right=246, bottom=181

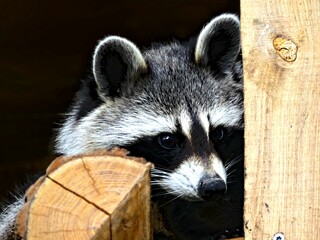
left=241, top=0, right=320, bottom=239
left=16, top=150, right=152, bottom=240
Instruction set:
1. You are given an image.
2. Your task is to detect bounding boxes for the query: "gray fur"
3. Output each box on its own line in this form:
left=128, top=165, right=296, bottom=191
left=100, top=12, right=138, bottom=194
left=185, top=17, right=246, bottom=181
left=0, top=14, right=244, bottom=240
left=195, top=14, right=241, bottom=73
left=92, top=36, right=148, bottom=100
left=0, top=196, right=24, bottom=240
left=56, top=16, right=243, bottom=156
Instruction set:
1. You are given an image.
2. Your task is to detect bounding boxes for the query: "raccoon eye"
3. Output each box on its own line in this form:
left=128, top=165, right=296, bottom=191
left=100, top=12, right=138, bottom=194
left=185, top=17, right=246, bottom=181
left=210, top=126, right=228, bottom=143
left=157, top=133, right=181, bottom=150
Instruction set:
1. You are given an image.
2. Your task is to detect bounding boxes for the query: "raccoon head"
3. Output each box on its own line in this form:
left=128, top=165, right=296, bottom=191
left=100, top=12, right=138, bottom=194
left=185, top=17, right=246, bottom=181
left=56, top=14, right=243, bottom=202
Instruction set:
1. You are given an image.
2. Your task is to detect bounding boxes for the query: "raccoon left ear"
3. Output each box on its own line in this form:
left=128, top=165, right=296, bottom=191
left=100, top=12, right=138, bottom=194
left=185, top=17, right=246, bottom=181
left=195, top=14, right=240, bottom=75
left=92, top=36, right=147, bottom=100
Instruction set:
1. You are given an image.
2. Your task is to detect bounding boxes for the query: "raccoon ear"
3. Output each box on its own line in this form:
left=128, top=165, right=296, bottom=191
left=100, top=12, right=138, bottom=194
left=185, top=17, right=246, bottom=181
left=195, top=14, right=240, bottom=75
left=92, top=36, right=147, bottom=99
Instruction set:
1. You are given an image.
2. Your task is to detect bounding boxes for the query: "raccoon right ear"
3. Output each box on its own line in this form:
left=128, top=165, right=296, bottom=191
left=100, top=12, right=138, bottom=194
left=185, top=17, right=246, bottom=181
left=195, top=14, right=240, bottom=75
left=92, top=36, right=147, bottom=100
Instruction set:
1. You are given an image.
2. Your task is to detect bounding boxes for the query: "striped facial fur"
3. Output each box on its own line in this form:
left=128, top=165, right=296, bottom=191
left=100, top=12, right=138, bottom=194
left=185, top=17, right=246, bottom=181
left=55, top=14, right=243, bottom=203
left=55, top=13, right=244, bottom=239
left=146, top=108, right=242, bottom=202
left=0, top=14, right=244, bottom=240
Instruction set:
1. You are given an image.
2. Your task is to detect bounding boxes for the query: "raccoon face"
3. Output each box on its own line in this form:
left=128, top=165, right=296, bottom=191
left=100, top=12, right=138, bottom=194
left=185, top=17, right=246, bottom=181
left=56, top=14, right=243, bottom=202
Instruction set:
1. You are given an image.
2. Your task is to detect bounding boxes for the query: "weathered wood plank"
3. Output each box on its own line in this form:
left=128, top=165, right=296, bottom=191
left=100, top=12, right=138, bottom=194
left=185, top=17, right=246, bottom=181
left=241, top=0, right=320, bottom=239
left=16, top=149, right=152, bottom=240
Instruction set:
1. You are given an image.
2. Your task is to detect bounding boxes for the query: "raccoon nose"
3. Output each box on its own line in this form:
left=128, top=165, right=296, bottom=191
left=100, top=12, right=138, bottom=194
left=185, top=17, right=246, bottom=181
left=198, top=175, right=226, bottom=200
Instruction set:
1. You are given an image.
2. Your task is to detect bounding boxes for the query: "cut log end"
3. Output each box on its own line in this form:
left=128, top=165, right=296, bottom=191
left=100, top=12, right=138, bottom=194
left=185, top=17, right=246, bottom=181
left=16, top=149, right=152, bottom=240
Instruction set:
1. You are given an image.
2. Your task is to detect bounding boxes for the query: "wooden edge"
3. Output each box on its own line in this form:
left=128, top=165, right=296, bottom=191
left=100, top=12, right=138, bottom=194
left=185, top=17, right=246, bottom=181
left=46, top=148, right=148, bottom=174
left=16, top=149, right=152, bottom=240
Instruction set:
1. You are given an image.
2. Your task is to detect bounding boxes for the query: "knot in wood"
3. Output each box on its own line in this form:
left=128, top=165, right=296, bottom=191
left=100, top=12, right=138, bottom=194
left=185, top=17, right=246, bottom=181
left=273, top=36, right=297, bottom=62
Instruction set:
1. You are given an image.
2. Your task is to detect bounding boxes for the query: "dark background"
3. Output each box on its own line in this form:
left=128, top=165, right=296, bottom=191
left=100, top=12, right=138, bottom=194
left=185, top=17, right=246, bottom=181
left=0, top=0, right=240, bottom=203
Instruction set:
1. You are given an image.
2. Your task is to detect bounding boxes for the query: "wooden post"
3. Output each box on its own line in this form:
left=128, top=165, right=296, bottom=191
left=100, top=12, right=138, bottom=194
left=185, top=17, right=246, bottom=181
left=241, top=0, right=320, bottom=239
left=16, top=149, right=152, bottom=240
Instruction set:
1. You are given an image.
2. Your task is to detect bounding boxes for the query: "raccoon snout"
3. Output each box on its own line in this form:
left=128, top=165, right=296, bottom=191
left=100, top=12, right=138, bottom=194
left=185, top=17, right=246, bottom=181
left=198, top=175, right=226, bottom=200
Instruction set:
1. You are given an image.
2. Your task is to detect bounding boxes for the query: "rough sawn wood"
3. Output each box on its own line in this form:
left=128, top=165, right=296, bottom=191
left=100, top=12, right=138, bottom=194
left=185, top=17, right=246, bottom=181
left=16, top=149, right=152, bottom=240
left=241, top=0, right=320, bottom=239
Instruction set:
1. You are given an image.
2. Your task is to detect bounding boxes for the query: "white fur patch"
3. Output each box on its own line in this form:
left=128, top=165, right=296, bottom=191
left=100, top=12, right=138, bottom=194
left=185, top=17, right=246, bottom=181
left=208, top=105, right=242, bottom=128
left=0, top=196, right=24, bottom=240
left=97, top=110, right=176, bottom=147
left=155, top=159, right=204, bottom=201
left=56, top=104, right=177, bottom=156
left=92, top=36, right=147, bottom=82
left=179, top=110, right=192, bottom=140
left=198, top=111, right=210, bottom=136
left=211, top=155, right=227, bottom=184
left=195, top=13, right=240, bottom=66
left=153, top=154, right=226, bottom=201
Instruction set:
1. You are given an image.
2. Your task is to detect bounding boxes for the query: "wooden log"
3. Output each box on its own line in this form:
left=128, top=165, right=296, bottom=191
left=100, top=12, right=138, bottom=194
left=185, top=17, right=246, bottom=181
left=241, top=0, right=320, bottom=239
left=16, top=149, right=152, bottom=240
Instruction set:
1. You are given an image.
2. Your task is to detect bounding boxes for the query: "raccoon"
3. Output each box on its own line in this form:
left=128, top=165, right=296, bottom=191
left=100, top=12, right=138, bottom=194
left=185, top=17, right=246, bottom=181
left=0, top=14, right=244, bottom=240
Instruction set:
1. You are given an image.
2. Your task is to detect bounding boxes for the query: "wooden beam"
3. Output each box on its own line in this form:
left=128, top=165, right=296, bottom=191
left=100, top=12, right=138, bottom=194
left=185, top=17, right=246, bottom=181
left=241, top=0, right=320, bottom=239
left=16, top=149, right=152, bottom=240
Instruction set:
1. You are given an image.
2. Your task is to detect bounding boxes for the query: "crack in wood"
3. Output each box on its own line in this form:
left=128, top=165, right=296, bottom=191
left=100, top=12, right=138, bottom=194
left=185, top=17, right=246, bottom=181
left=47, top=176, right=111, bottom=216
left=80, top=157, right=102, bottom=195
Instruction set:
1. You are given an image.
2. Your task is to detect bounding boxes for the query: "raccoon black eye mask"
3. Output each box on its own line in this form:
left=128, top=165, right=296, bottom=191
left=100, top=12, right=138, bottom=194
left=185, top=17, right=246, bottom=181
left=0, top=14, right=244, bottom=240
